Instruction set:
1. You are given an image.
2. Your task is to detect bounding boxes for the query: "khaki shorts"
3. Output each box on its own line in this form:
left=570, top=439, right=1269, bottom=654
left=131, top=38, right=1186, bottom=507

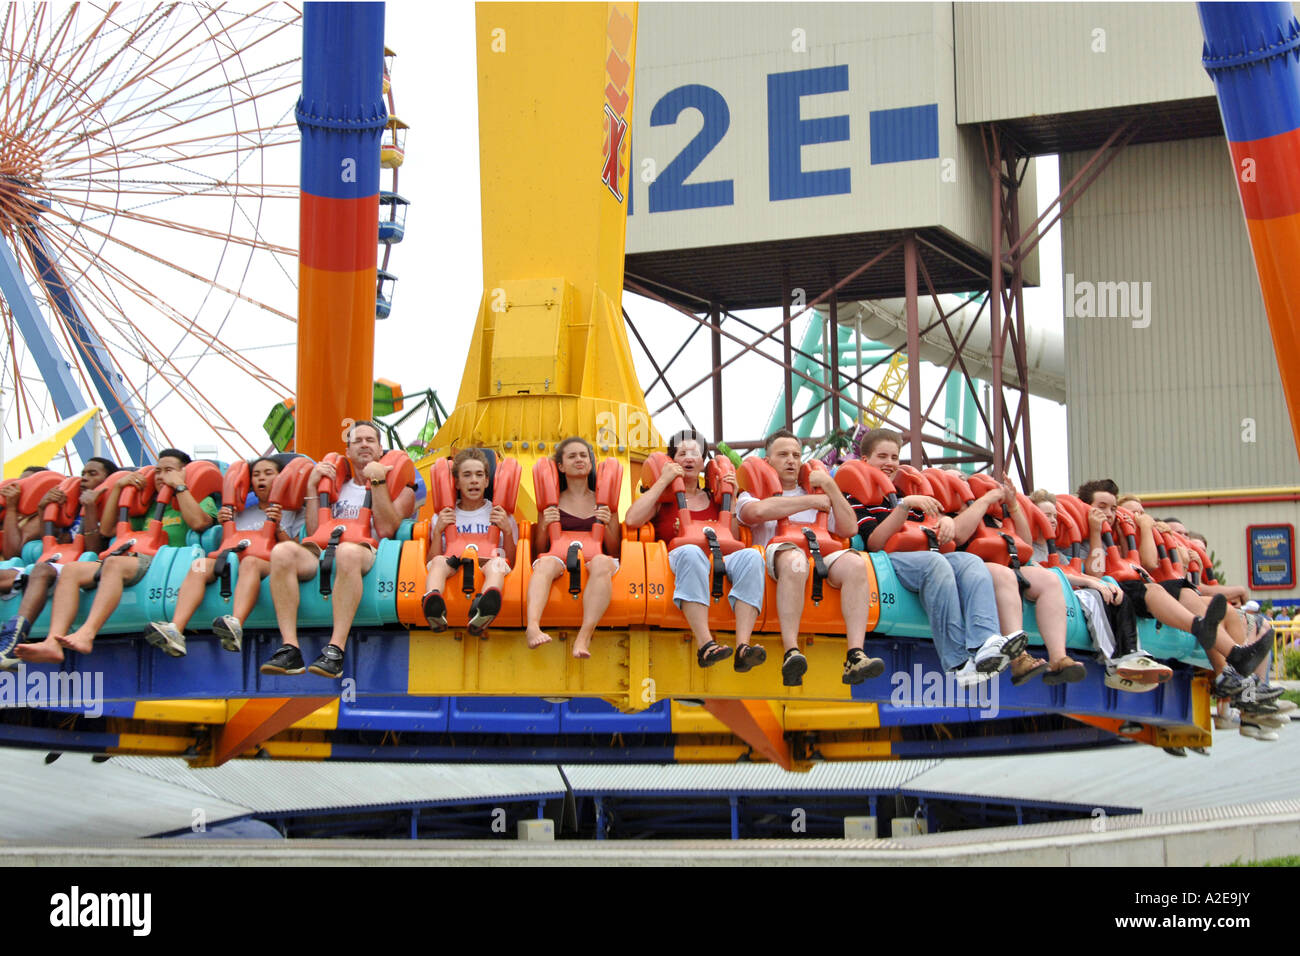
left=764, top=542, right=851, bottom=582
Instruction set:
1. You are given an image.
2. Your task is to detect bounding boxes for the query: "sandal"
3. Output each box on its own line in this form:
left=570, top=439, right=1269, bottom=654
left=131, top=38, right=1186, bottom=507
left=697, top=639, right=733, bottom=668
left=1010, top=651, right=1049, bottom=687
left=733, top=643, right=767, bottom=673
left=1044, top=656, right=1086, bottom=685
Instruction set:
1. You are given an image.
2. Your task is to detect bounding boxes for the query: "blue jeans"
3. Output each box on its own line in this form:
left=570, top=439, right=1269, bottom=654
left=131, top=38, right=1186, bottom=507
left=887, top=550, right=1001, bottom=671
left=668, top=545, right=764, bottom=612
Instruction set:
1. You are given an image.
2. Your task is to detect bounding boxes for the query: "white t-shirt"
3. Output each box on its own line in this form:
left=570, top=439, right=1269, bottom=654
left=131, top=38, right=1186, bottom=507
left=235, top=503, right=306, bottom=540
left=331, top=479, right=376, bottom=539
left=439, top=500, right=519, bottom=558
left=737, top=486, right=819, bottom=549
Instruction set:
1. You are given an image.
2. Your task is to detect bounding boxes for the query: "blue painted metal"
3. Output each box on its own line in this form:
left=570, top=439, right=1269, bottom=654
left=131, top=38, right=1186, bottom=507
left=0, top=234, right=95, bottom=462
left=1199, top=2, right=1300, bottom=142
left=297, top=2, right=387, bottom=200
left=20, top=226, right=154, bottom=464
left=449, top=697, right=561, bottom=734
left=559, top=697, right=671, bottom=734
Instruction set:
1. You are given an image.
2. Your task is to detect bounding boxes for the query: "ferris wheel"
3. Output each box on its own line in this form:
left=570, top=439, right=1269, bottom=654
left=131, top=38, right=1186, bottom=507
left=0, top=2, right=302, bottom=467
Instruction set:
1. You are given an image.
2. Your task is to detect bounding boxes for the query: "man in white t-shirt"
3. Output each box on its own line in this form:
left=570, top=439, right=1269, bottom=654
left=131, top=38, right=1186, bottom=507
left=737, top=429, right=883, bottom=688
left=261, top=421, right=415, bottom=679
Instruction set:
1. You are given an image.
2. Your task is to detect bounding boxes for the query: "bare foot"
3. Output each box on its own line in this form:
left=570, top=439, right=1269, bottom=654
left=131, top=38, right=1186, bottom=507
left=572, top=632, right=592, bottom=659
left=525, top=625, right=552, bottom=649
left=54, top=629, right=94, bottom=654
left=14, top=637, right=64, bottom=663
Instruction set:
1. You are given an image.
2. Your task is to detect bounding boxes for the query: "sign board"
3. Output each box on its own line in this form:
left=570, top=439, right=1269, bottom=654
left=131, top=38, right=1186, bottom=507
left=1247, top=524, right=1294, bottom=590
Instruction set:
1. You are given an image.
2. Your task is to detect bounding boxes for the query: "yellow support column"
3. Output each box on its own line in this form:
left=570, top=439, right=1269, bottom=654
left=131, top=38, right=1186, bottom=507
left=431, top=3, right=653, bottom=479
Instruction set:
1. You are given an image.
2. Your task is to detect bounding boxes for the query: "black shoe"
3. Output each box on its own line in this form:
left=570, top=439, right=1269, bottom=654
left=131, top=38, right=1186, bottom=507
left=1191, top=594, right=1227, bottom=653
left=842, top=648, right=885, bottom=685
left=733, top=643, right=767, bottom=673
left=781, top=648, right=808, bottom=687
left=422, top=591, right=447, bottom=632
left=307, top=644, right=344, bottom=679
left=1227, top=634, right=1271, bottom=677
left=1212, top=665, right=1245, bottom=700
left=467, top=589, right=502, bottom=636
left=260, top=643, right=306, bottom=676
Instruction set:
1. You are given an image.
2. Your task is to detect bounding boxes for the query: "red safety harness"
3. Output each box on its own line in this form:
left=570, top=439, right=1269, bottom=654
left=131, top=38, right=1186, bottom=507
left=963, top=474, right=1032, bottom=568
left=429, top=452, right=521, bottom=597
left=532, top=457, right=623, bottom=597
left=739, top=457, right=844, bottom=604
left=209, top=457, right=315, bottom=599
left=100, top=462, right=223, bottom=560
left=304, top=450, right=415, bottom=596
left=640, top=453, right=743, bottom=601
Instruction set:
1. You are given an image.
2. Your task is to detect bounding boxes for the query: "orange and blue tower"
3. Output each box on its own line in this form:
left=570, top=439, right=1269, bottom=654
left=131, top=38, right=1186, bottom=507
left=1200, top=2, right=1300, bottom=458
left=295, top=2, right=386, bottom=459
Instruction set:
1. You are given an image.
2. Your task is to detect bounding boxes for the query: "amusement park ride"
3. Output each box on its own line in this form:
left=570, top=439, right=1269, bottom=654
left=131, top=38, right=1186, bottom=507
left=0, top=2, right=1295, bottom=770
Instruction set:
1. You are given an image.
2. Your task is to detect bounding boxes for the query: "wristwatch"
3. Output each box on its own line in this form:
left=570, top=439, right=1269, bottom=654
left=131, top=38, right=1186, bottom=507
left=175, top=483, right=188, bottom=495
left=370, top=478, right=385, bottom=487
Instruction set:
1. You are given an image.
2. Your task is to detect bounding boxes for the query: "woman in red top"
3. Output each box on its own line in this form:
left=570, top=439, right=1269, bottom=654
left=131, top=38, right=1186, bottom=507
left=525, top=437, right=621, bottom=658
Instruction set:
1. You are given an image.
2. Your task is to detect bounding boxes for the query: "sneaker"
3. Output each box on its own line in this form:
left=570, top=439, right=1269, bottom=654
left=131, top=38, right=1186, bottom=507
left=1213, top=707, right=1241, bottom=730
left=842, top=648, right=885, bottom=685
left=260, top=643, right=306, bottom=675
left=1117, top=720, right=1144, bottom=734
left=144, top=622, right=187, bottom=658
left=1162, top=746, right=1188, bottom=757
left=211, top=615, right=243, bottom=653
left=307, top=644, right=345, bottom=679
left=1113, top=652, right=1172, bottom=684
left=1010, top=651, right=1049, bottom=686
left=1227, top=634, right=1272, bottom=677
left=973, top=630, right=1024, bottom=674
left=467, top=589, right=502, bottom=637
left=1251, top=712, right=1289, bottom=730
left=1189, top=746, right=1211, bottom=756
left=422, top=591, right=447, bottom=632
left=1212, top=665, right=1245, bottom=700
left=1273, top=699, right=1297, bottom=715
left=1240, top=722, right=1279, bottom=742
left=781, top=648, right=808, bottom=687
left=733, top=643, right=767, bottom=673
left=1105, top=670, right=1158, bottom=694
left=0, top=616, right=24, bottom=657
left=951, top=658, right=991, bottom=690
left=1190, top=594, right=1227, bottom=653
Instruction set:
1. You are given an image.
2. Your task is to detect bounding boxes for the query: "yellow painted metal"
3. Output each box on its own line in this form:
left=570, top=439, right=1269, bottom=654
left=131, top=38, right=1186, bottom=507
left=429, top=3, right=651, bottom=467
left=132, top=699, right=229, bottom=724
left=673, top=742, right=753, bottom=763
left=782, top=701, right=881, bottom=731
left=816, top=740, right=896, bottom=760
left=288, top=698, right=341, bottom=731
left=407, top=629, right=866, bottom=710
left=4, top=406, right=98, bottom=477
left=109, top=733, right=196, bottom=756
left=671, top=701, right=732, bottom=735
left=862, top=354, right=907, bottom=428
left=259, top=740, right=333, bottom=760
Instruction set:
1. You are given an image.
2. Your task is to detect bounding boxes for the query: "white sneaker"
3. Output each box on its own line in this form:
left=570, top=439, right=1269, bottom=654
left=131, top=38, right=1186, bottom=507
left=212, top=615, right=243, bottom=653
left=145, top=621, right=187, bottom=658
left=1213, top=707, right=1241, bottom=730
left=1274, top=699, right=1298, bottom=715
left=1240, top=723, right=1279, bottom=742
left=973, top=632, right=1022, bottom=675
left=951, top=658, right=991, bottom=689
